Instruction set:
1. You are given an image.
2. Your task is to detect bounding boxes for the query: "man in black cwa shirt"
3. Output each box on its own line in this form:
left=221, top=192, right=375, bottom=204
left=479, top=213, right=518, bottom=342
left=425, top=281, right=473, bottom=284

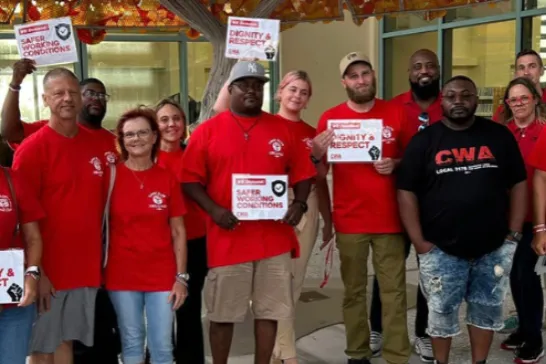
left=397, top=75, right=527, bottom=364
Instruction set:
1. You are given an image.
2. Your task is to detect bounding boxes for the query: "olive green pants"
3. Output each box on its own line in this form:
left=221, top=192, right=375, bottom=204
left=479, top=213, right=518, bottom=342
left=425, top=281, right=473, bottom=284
left=337, top=233, right=410, bottom=364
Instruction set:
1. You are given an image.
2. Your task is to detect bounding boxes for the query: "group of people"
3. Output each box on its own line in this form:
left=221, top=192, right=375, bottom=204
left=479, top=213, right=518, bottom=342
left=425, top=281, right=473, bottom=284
left=0, top=45, right=545, bottom=364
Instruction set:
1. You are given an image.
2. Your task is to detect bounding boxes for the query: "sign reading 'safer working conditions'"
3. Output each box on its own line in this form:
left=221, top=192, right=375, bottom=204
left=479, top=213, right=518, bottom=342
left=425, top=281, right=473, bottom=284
left=327, top=119, right=383, bottom=163
left=15, top=17, right=78, bottom=67
left=231, top=174, right=288, bottom=221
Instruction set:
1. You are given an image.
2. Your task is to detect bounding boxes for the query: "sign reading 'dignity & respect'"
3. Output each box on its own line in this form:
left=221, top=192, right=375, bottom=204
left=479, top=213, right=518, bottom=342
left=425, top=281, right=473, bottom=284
left=0, top=249, right=25, bottom=304
left=327, top=119, right=383, bottom=163
left=225, top=17, right=280, bottom=62
left=14, top=17, right=78, bottom=66
left=232, top=174, right=288, bottom=220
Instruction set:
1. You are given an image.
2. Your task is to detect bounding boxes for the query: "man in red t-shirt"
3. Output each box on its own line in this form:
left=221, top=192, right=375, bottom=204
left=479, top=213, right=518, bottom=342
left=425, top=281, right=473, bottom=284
left=181, top=61, right=315, bottom=364
left=492, top=49, right=546, bottom=123
left=311, top=52, right=411, bottom=364
left=11, top=68, right=107, bottom=364
left=2, top=59, right=117, bottom=165
left=2, top=59, right=120, bottom=364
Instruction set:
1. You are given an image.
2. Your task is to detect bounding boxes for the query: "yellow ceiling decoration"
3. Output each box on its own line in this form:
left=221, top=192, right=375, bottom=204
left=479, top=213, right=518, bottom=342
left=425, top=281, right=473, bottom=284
left=0, top=0, right=507, bottom=42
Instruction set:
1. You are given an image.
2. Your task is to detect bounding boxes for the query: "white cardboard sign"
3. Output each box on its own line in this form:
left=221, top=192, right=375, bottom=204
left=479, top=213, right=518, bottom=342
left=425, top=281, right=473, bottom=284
left=232, top=174, right=288, bottom=220
left=0, top=249, right=25, bottom=304
left=14, top=17, right=78, bottom=67
left=225, top=17, right=280, bottom=62
left=327, top=119, right=383, bottom=163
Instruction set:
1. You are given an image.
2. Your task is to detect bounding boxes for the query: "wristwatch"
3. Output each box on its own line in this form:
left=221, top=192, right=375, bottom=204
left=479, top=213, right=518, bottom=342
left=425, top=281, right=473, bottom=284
left=507, top=231, right=523, bottom=243
left=292, top=200, right=308, bottom=213
left=176, top=273, right=190, bottom=283
left=25, top=266, right=41, bottom=280
left=309, top=154, right=321, bottom=165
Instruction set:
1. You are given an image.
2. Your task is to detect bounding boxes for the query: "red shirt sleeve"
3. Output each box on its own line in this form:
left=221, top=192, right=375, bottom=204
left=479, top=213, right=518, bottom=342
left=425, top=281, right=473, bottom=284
left=169, top=173, right=186, bottom=218
left=180, top=125, right=208, bottom=185
left=287, top=131, right=316, bottom=185
left=12, top=141, right=42, bottom=201
left=491, top=104, right=504, bottom=123
left=11, top=169, right=45, bottom=224
left=22, top=121, right=46, bottom=137
left=395, top=105, right=415, bottom=153
left=316, top=111, right=328, bottom=135
left=529, top=128, right=546, bottom=171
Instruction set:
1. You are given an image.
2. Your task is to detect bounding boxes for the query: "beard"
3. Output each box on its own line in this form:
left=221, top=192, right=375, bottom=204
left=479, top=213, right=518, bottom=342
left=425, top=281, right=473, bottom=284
left=409, top=77, right=441, bottom=101
left=444, top=104, right=478, bottom=124
left=346, top=79, right=376, bottom=104
left=80, top=105, right=106, bottom=127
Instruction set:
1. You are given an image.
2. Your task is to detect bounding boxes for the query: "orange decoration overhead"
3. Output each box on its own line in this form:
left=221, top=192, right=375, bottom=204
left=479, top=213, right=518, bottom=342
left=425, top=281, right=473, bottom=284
left=0, top=0, right=508, bottom=43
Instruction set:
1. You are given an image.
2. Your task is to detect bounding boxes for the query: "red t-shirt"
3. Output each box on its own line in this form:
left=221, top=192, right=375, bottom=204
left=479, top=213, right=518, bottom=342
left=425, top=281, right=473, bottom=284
left=12, top=125, right=107, bottom=291
left=508, top=120, right=544, bottom=222
left=0, top=168, right=45, bottom=250
left=105, top=164, right=186, bottom=291
left=317, top=100, right=411, bottom=234
left=181, top=111, right=316, bottom=268
left=275, top=115, right=317, bottom=185
left=390, top=91, right=442, bottom=136
left=492, top=89, right=546, bottom=122
left=156, top=149, right=207, bottom=240
left=10, top=121, right=118, bottom=165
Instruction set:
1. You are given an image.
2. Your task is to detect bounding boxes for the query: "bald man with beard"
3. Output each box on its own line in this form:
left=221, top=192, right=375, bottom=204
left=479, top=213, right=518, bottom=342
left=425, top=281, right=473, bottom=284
left=367, top=49, right=442, bottom=363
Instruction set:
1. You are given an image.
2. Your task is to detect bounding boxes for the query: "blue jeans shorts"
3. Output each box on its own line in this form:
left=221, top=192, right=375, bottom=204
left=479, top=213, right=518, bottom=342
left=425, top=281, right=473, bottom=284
left=418, top=241, right=516, bottom=338
left=0, top=304, right=36, bottom=364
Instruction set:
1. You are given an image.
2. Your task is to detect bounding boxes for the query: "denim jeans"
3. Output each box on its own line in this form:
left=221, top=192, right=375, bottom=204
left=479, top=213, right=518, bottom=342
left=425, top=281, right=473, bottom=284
left=109, top=291, right=174, bottom=364
left=419, top=241, right=516, bottom=337
left=0, top=304, right=36, bottom=364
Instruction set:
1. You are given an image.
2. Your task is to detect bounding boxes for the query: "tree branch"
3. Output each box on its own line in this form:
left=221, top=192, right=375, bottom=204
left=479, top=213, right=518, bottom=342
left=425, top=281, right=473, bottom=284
left=159, top=0, right=224, bottom=39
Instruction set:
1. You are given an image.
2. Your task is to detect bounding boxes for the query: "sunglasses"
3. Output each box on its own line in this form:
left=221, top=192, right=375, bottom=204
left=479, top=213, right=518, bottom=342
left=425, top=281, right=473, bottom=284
left=418, top=112, right=430, bottom=132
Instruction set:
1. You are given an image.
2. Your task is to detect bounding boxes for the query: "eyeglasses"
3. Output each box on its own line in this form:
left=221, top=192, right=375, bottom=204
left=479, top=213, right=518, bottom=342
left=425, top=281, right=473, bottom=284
left=418, top=112, right=429, bottom=132
left=123, top=129, right=151, bottom=140
left=83, top=89, right=110, bottom=101
left=232, top=82, right=264, bottom=92
left=506, top=95, right=532, bottom=107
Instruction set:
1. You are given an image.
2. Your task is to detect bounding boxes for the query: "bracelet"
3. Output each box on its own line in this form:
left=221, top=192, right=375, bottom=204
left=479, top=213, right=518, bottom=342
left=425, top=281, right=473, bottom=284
left=9, top=83, right=21, bottom=92
left=535, top=228, right=546, bottom=234
left=534, top=224, right=546, bottom=229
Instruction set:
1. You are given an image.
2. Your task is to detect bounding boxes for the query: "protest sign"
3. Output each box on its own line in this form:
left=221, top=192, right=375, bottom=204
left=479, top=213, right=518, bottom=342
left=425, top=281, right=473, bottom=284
left=0, top=249, right=25, bottom=304
left=14, top=17, right=78, bottom=66
left=226, top=17, right=280, bottom=61
left=327, top=119, right=383, bottom=163
left=232, top=174, right=288, bottom=220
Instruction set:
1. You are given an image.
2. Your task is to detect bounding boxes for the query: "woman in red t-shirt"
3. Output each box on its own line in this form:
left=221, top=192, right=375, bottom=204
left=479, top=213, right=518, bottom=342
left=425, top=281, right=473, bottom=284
left=499, top=77, right=546, bottom=363
left=154, top=98, right=208, bottom=364
left=0, top=167, right=44, bottom=364
left=213, top=68, right=330, bottom=364
left=104, top=107, right=188, bottom=364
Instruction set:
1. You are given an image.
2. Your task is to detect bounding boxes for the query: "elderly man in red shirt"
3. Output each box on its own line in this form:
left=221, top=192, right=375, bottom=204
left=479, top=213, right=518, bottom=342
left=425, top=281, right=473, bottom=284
left=181, top=61, right=315, bottom=364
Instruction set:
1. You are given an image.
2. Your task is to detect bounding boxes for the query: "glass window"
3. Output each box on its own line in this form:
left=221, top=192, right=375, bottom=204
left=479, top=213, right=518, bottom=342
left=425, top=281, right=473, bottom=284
left=524, top=0, right=546, bottom=10
left=522, top=16, right=546, bottom=86
left=187, top=42, right=272, bottom=124
left=0, top=39, right=75, bottom=122
left=87, top=41, right=180, bottom=130
left=384, top=14, right=436, bottom=33
left=383, top=32, right=438, bottom=99
left=443, top=0, right=515, bottom=22
left=446, top=21, right=516, bottom=118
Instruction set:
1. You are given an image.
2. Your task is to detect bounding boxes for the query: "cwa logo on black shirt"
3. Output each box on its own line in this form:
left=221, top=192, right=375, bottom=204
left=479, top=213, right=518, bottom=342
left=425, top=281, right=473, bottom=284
left=396, top=117, right=527, bottom=259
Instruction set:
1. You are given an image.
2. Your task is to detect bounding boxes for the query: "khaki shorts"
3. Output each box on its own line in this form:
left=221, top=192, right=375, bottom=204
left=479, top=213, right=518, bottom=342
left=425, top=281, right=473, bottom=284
left=204, top=252, right=294, bottom=323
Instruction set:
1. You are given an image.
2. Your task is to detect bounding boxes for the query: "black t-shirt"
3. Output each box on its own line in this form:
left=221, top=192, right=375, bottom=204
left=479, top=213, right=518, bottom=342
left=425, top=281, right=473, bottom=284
left=396, top=117, right=526, bottom=259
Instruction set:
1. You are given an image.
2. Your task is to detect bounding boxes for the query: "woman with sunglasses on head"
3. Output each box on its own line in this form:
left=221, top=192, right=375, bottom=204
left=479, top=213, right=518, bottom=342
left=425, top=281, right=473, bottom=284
left=497, top=77, right=546, bottom=364
left=213, top=68, right=332, bottom=364
left=104, top=106, right=188, bottom=364
left=154, top=98, right=208, bottom=364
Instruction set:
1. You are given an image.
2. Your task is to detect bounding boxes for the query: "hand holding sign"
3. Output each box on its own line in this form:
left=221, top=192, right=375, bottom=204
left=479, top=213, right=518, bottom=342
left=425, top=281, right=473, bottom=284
left=11, top=58, right=36, bottom=86
left=18, top=276, right=38, bottom=307
left=282, top=201, right=305, bottom=226
left=211, top=205, right=239, bottom=230
left=374, top=158, right=395, bottom=175
left=312, top=130, right=335, bottom=160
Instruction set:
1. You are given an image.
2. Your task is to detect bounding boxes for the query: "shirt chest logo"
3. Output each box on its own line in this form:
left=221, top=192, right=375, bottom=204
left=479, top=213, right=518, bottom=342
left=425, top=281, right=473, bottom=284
left=104, top=152, right=117, bottom=165
left=89, top=157, right=104, bottom=177
left=382, top=126, right=395, bottom=144
left=149, top=192, right=167, bottom=211
left=0, top=195, right=12, bottom=212
left=268, top=139, right=285, bottom=158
